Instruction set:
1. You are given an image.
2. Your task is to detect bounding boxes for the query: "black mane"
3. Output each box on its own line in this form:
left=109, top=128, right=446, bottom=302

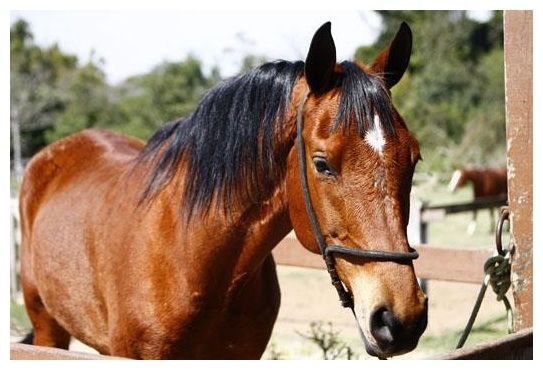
left=136, top=60, right=395, bottom=217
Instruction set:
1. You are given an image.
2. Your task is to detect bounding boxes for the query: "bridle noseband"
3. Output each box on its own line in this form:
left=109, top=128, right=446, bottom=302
left=296, top=92, right=419, bottom=309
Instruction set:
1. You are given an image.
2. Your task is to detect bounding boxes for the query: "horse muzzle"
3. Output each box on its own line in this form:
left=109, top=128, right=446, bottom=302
left=359, top=297, right=428, bottom=358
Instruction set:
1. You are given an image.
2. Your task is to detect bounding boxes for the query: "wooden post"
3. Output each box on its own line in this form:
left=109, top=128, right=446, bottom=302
left=503, top=10, right=533, bottom=331
left=10, top=198, right=20, bottom=299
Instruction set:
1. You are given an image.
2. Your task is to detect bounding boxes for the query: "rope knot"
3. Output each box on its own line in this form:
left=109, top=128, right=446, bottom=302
left=484, top=252, right=511, bottom=302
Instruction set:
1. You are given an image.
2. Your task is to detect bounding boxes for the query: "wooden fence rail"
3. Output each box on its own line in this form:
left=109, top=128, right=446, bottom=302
left=272, top=235, right=495, bottom=284
left=10, top=195, right=504, bottom=300
left=10, top=194, right=505, bottom=301
left=271, top=195, right=507, bottom=283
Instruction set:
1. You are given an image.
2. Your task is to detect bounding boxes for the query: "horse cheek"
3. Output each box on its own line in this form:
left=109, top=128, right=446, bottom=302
left=285, top=150, right=321, bottom=255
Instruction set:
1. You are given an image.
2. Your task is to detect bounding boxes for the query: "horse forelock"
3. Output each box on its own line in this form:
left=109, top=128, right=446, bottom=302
left=332, top=61, right=396, bottom=138
left=136, top=60, right=305, bottom=218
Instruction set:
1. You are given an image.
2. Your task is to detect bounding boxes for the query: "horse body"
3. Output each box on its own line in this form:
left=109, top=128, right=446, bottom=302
left=447, top=166, right=508, bottom=234
left=19, top=22, right=427, bottom=359
left=20, top=129, right=285, bottom=358
left=448, top=166, right=508, bottom=199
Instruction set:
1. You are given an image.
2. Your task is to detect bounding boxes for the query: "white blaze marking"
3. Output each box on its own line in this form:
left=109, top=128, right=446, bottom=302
left=365, top=115, right=386, bottom=153
left=352, top=285, right=374, bottom=347
left=447, top=170, right=462, bottom=192
left=353, top=306, right=368, bottom=338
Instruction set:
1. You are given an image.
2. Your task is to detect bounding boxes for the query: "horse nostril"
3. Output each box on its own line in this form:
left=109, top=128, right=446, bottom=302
left=370, top=307, right=402, bottom=348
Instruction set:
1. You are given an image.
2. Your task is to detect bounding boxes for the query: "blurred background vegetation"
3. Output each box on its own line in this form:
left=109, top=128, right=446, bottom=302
left=10, top=10, right=506, bottom=180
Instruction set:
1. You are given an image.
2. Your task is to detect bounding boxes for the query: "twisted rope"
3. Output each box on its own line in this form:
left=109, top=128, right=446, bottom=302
left=456, top=207, right=513, bottom=349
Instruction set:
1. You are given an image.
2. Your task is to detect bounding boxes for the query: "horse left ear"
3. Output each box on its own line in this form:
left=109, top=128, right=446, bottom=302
left=371, top=22, right=412, bottom=89
left=305, top=21, right=337, bottom=95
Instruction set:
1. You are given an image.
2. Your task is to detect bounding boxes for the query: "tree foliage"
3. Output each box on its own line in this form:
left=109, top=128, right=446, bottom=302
left=106, top=56, right=217, bottom=140
left=10, top=19, right=78, bottom=159
left=45, top=56, right=113, bottom=143
left=10, top=18, right=218, bottom=165
left=11, top=12, right=506, bottom=177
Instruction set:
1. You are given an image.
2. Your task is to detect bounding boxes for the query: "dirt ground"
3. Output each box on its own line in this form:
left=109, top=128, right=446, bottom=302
left=11, top=264, right=508, bottom=360
left=265, top=265, right=508, bottom=359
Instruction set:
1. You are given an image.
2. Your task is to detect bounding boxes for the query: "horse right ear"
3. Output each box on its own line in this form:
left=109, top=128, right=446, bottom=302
left=371, top=22, right=412, bottom=89
left=305, top=22, right=337, bottom=95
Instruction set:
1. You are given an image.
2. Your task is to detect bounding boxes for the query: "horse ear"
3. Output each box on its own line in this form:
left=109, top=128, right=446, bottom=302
left=371, top=22, right=412, bottom=89
left=305, top=21, right=337, bottom=95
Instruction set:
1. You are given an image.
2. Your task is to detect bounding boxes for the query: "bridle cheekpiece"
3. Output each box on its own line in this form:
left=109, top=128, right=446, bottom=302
left=296, top=92, right=419, bottom=309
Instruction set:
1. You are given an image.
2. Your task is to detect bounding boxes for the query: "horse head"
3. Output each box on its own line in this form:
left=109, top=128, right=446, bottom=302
left=286, top=22, right=427, bottom=358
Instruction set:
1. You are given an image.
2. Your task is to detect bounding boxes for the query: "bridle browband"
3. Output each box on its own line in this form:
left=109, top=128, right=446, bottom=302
left=296, top=92, right=419, bottom=309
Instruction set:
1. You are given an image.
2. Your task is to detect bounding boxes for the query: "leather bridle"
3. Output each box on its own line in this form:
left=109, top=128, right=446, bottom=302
left=296, top=92, right=419, bottom=310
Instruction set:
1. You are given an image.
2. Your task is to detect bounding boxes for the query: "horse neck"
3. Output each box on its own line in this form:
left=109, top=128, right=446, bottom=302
left=181, top=107, right=299, bottom=277
left=234, top=183, right=293, bottom=267
left=226, top=108, right=299, bottom=272
left=457, top=169, right=476, bottom=189
left=462, top=169, right=484, bottom=197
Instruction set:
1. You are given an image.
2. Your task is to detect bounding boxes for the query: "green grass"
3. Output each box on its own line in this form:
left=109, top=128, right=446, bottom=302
left=10, top=298, right=31, bottom=334
left=11, top=174, right=20, bottom=198
left=412, top=178, right=510, bottom=248
left=416, top=314, right=509, bottom=357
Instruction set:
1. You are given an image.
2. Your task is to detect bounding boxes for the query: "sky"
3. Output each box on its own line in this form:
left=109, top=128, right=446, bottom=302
left=9, top=8, right=494, bottom=85
left=10, top=9, right=385, bottom=84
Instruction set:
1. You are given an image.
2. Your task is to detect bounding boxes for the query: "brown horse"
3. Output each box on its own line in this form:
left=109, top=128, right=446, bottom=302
left=19, top=22, right=427, bottom=359
left=447, top=165, right=508, bottom=233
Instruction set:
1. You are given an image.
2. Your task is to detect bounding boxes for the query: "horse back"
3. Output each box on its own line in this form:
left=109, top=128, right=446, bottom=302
left=477, top=167, right=508, bottom=198
left=19, top=128, right=144, bottom=231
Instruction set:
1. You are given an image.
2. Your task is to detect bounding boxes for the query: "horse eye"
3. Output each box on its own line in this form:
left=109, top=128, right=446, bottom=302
left=313, top=157, right=335, bottom=177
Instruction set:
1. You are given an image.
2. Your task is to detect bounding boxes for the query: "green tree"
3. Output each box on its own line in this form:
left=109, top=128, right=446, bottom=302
left=10, top=19, right=77, bottom=176
left=10, top=18, right=111, bottom=177
left=109, top=56, right=216, bottom=140
left=45, top=55, right=112, bottom=143
left=239, top=54, right=268, bottom=74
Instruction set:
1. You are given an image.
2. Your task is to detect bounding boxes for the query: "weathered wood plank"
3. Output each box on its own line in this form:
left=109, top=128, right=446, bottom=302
left=504, top=10, right=533, bottom=331
left=431, top=327, right=533, bottom=360
left=272, top=236, right=494, bottom=283
left=10, top=343, right=125, bottom=360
